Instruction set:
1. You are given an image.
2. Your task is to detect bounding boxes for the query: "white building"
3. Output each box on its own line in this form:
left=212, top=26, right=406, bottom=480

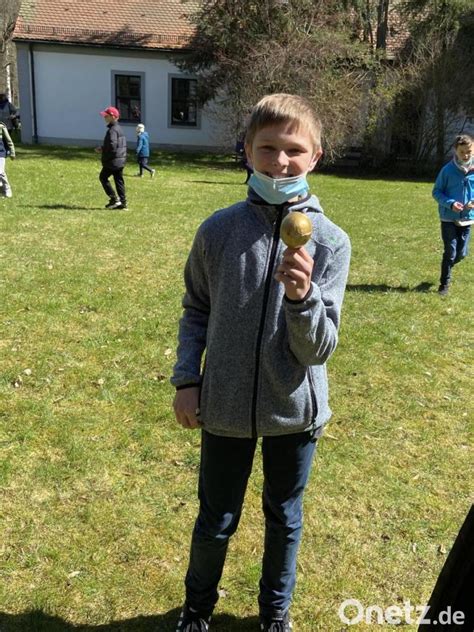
left=13, top=0, right=227, bottom=150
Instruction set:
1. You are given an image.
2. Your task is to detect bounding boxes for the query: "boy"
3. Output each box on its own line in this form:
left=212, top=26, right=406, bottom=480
left=135, top=123, right=155, bottom=178
left=95, top=106, right=128, bottom=210
left=0, top=120, right=15, bottom=198
left=171, top=94, right=351, bottom=632
left=432, top=133, right=474, bottom=295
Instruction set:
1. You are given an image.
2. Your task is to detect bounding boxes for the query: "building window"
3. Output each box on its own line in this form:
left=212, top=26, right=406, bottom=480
left=170, top=77, right=198, bottom=127
left=115, top=74, right=142, bottom=123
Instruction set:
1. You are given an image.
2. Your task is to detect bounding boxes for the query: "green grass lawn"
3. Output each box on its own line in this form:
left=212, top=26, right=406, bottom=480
left=0, top=146, right=472, bottom=631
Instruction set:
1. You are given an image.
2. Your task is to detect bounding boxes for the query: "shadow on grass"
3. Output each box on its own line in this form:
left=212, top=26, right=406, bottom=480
left=20, top=204, right=104, bottom=211
left=15, top=145, right=240, bottom=171
left=318, top=165, right=436, bottom=183
left=346, top=281, right=434, bottom=293
left=0, top=610, right=260, bottom=631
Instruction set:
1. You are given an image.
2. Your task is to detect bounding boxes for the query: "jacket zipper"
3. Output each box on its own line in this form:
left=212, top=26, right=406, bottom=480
left=307, top=368, right=318, bottom=427
left=251, top=206, right=284, bottom=438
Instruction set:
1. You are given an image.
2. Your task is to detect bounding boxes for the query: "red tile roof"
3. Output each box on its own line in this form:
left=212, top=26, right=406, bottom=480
left=14, top=0, right=199, bottom=50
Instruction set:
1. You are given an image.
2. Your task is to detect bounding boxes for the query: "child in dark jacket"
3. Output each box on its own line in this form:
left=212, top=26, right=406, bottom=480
left=136, top=124, right=155, bottom=178
left=0, top=121, right=15, bottom=198
left=171, top=93, right=351, bottom=632
left=95, top=106, right=127, bottom=210
left=432, top=133, right=474, bottom=295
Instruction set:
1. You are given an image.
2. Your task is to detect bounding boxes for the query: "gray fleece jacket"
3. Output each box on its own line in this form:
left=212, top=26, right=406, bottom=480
left=171, top=192, right=351, bottom=438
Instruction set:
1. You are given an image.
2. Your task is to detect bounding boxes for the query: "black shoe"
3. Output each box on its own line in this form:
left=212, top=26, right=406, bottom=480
left=260, top=611, right=293, bottom=631
left=438, top=284, right=449, bottom=296
left=105, top=198, right=120, bottom=209
left=114, top=203, right=128, bottom=210
left=176, top=603, right=212, bottom=631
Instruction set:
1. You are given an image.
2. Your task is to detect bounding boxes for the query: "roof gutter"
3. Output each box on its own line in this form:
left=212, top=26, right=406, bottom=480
left=13, top=36, right=194, bottom=54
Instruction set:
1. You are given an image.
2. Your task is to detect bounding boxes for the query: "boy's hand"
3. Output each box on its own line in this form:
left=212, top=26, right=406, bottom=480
left=275, top=246, right=313, bottom=301
left=173, top=386, right=202, bottom=429
left=452, top=201, right=464, bottom=212
left=465, top=200, right=474, bottom=210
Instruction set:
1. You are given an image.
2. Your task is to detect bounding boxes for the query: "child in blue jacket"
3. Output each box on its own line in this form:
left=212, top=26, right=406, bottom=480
left=135, top=124, right=155, bottom=178
left=0, top=121, right=15, bottom=198
left=433, top=133, right=474, bottom=295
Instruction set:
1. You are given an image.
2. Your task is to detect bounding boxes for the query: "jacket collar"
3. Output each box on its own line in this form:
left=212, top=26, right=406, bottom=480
left=247, top=187, right=324, bottom=214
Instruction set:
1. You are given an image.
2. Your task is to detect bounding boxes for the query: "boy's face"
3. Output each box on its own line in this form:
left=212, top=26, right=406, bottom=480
left=455, top=143, right=473, bottom=163
left=104, top=114, right=117, bottom=125
left=245, top=122, right=322, bottom=178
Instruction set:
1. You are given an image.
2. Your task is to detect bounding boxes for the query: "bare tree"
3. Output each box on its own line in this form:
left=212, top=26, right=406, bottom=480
left=178, top=0, right=377, bottom=161
left=1, top=0, right=22, bottom=94
left=1, top=0, right=21, bottom=52
left=395, top=0, right=474, bottom=166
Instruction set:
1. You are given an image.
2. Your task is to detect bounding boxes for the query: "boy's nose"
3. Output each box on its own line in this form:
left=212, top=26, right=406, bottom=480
left=273, top=151, right=289, bottom=166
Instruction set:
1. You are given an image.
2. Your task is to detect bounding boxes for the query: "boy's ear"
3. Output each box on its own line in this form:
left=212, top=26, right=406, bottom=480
left=309, top=149, right=323, bottom=172
left=244, top=142, right=253, bottom=168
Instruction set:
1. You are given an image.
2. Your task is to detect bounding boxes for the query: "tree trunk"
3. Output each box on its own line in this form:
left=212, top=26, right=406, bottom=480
left=376, top=0, right=390, bottom=50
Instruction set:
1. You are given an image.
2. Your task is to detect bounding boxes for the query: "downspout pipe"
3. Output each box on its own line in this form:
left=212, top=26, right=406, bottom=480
left=29, top=43, right=38, bottom=144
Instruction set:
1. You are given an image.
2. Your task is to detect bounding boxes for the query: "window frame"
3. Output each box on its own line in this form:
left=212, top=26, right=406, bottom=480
left=111, top=70, right=145, bottom=125
left=168, top=74, right=200, bottom=129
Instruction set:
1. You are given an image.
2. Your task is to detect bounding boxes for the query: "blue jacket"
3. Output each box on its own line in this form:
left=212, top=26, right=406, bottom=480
left=433, top=159, right=474, bottom=222
left=136, top=131, right=150, bottom=158
left=172, top=192, right=351, bottom=439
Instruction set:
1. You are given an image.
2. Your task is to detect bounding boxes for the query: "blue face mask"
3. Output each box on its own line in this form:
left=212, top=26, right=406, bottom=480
left=248, top=169, right=309, bottom=205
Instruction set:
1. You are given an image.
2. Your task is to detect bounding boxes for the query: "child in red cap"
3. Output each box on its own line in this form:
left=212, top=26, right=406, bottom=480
left=95, top=106, right=128, bottom=210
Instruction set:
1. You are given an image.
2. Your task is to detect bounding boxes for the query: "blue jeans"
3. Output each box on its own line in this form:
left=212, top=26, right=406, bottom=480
left=440, top=222, right=471, bottom=285
left=184, top=430, right=317, bottom=618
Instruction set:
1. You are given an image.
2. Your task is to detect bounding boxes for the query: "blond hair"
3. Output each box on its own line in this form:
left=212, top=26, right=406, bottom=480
left=245, top=94, right=322, bottom=151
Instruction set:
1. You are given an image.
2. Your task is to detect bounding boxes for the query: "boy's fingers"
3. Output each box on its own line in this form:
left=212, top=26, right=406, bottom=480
left=175, top=409, right=201, bottom=429
left=181, top=415, right=201, bottom=429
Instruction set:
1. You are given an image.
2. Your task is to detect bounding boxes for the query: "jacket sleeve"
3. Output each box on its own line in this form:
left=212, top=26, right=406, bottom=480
left=136, top=136, right=143, bottom=154
left=284, top=233, right=351, bottom=366
left=108, top=127, right=119, bottom=152
left=171, top=226, right=210, bottom=388
left=2, top=125, right=15, bottom=157
left=433, top=167, right=455, bottom=209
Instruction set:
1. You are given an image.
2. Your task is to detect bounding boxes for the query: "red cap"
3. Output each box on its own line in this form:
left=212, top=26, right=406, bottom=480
left=100, top=106, right=119, bottom=118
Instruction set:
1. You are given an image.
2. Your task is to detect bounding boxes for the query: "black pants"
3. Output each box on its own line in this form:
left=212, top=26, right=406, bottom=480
left=99, top=166, right=126, bottom=204
left=137, top=156, right=154, bottom=176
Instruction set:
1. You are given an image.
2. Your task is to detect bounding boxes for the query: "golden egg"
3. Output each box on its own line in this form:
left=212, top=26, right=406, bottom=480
left=280, top=212, right=312, bottom=248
